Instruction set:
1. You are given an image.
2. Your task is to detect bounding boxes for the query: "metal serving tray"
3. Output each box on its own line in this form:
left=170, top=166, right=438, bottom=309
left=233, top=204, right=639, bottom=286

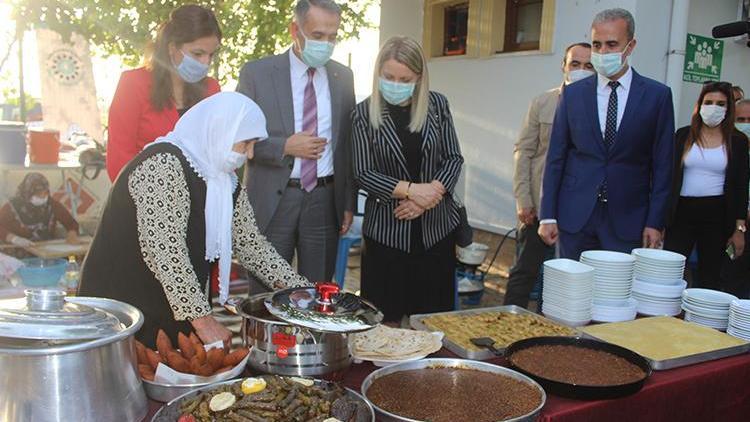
left=151, top=377, right=374, bottom=421
left=581, top=331, right=750, bottom=370
left=361, top=358, right=545, bottom=422
left=410, top=305, right=579, bottom=360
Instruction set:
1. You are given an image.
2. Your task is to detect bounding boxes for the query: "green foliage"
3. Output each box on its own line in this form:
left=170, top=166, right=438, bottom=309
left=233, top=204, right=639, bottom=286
left=11, top=0, right=374, bottom=84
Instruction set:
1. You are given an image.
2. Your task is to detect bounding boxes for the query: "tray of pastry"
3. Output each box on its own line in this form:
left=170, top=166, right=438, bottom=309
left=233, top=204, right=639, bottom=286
left=582, top=316, right=750, bottom=370
left=410, top=305, right=578, bottom=360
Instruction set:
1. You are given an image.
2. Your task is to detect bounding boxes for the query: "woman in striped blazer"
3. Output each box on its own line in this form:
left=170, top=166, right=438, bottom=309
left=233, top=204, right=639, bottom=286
left=352, top=36, right=464, bottom=322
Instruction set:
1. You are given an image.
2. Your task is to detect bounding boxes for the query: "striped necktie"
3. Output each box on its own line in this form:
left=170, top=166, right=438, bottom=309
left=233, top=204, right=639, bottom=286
left=300, top=67, right=318, bottom=192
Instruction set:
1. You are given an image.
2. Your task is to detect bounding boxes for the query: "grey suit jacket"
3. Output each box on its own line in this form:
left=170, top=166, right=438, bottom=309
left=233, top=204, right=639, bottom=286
left=512, top=86, right=561, bottom=212
left=236, top=50, right=357, bottom=232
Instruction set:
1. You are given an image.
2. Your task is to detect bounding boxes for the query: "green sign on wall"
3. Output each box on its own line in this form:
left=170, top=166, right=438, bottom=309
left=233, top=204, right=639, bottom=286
left=683, top=33, right=723, bottom=83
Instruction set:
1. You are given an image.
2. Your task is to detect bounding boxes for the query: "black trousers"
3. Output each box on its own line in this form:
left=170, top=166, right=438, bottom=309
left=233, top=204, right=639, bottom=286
left=361, top=227, right=456, bottom=323
left=664, top=196, right=727, bottom=290
left=504, top=220, right=554, bottom=309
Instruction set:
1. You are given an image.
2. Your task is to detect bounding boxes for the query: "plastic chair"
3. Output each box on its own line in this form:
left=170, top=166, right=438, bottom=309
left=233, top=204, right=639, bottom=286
left=333, top=191, right=366, bottom=289
left=334, top=236, right=361, bottom=289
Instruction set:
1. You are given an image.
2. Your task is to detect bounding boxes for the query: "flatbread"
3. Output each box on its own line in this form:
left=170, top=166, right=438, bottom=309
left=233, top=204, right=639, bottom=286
left=351, top=325, right=443, bottom=360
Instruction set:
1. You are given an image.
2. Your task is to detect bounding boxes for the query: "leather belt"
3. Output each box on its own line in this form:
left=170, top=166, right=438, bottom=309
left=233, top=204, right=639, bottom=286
left=287, top=175, right=334, bottom=189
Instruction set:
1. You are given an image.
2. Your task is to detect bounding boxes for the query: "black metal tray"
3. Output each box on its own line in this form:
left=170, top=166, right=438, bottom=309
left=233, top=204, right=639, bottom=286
left=505, top=336, right=652, bottom=400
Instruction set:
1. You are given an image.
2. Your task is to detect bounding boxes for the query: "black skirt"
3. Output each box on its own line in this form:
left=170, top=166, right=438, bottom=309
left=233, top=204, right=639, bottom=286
left=361, top=224, right=456, bottom=322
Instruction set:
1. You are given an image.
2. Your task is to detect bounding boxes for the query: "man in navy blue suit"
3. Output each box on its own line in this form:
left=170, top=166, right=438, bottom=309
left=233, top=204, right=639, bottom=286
left=538, top=8, right=675, bottom=259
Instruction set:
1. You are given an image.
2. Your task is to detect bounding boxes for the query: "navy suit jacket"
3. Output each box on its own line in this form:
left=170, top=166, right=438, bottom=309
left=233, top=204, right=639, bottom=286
left=540, top=69, right=675, bottom=242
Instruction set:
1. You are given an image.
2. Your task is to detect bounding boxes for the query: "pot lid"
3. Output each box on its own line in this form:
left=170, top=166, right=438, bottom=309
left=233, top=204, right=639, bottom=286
left=0, top=289, right=125, bottom=341
left=265, top=282, right=383, bottom=333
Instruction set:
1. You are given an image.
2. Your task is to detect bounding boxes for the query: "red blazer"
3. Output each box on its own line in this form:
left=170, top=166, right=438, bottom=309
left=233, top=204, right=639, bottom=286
left=106, top=67, right=221, bottom=181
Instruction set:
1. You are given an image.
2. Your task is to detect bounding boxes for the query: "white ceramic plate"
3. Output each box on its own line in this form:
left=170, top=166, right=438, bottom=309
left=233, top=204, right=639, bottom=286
left=541, top=311, right=591, bottom=327
left=543, top=259, right=595, bottom=274
left=730, top=300, right=750, bottom=314
left=542, top=302, right=592, bottom=319
left=632, top=248, right=687, bottom=262
left=581, top=250, right=636, bottom=263
left=636, top=301, right=682, bottom=316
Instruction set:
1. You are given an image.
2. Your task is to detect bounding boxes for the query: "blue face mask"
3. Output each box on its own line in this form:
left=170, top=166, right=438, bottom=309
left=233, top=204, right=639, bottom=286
left=737, top=122, right=750, bottom=137
left=299, top=30, right=335, bottom=68
left=591, top=41, right=632, bottom=78
left=379, top=78, right=416, bottom=105
left=175, top=50, right=210, bottom=83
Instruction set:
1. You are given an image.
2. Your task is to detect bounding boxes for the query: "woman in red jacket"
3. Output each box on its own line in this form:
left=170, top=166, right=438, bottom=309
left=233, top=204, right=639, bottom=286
left=106, top=5, right=222, bottom=181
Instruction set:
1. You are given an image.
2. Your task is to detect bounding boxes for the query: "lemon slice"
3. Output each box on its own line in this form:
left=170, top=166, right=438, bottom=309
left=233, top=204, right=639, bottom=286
left=209, top=392, right=236, bottom=412
left=241, top=377, right=267, bottom=395
left=290, top=376, right=314, bottom=387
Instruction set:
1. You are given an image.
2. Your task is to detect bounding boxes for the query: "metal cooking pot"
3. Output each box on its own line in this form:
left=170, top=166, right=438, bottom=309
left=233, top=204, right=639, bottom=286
left=361, top=358, right=546, bottom=422
left=225, top=292, right=351, bottom=378
left=0, top=289, right=147, bottom=422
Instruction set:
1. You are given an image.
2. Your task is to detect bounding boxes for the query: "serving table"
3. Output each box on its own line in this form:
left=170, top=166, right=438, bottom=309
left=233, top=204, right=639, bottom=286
left=143, top=345, right=750, bottom=422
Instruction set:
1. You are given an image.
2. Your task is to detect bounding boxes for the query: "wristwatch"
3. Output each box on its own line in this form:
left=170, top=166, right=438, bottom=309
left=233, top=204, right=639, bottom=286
left=737, top=224, right=747, bottom=233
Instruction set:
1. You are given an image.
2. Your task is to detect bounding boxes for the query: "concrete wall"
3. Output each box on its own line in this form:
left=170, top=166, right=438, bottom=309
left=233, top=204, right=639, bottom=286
left=380, top=0, right=750, bottom=233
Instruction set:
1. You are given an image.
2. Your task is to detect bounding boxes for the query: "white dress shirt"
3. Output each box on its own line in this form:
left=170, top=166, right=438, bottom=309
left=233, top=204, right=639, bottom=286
left=289, top=48, right=334, bottom=178
left=596, top=66, right=632, bottom=136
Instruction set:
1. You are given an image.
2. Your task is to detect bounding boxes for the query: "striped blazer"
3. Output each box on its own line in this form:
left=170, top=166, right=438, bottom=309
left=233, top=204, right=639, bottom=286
left=352, top=91, right=464, bottom=252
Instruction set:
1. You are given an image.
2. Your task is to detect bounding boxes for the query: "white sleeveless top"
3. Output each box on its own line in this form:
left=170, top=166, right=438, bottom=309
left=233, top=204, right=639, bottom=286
left=680, top=143, right=727, bottom=197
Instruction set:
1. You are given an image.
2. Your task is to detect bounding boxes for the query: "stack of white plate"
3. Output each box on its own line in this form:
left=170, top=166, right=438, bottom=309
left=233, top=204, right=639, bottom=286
left=632, top=248, right=686, bottom=283
left=727, top=300, right=750, bottom=341
left=541, top=259, right=594, bottom=327
left=580, top=250, right=635, bottom=301
left=591, top=298, right=638, bottom=322
left=682, top=288, right=738, bottom=331
left=631, top=278, right=687, bottom=316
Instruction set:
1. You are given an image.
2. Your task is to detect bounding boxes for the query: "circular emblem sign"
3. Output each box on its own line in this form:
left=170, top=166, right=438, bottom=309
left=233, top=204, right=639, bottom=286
left=47, top=49, right=83, bottom=85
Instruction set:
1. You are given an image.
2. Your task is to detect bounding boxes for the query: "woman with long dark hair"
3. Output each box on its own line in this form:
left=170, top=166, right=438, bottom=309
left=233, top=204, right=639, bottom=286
left=106, top=4, right=222, bottom=181
left=664, top=82, right=749, bottom=290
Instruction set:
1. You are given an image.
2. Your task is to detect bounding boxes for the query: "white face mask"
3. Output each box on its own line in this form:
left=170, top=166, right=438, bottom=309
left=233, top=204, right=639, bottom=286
left=30, top=195, right=48, bottom=207
left=566, top=69, right=595, bottom=84
left=700, top=105, right=726, bottom=128
left=591, top=41, right=632, bottom=78
left=223, top=151, right=247, bottom=173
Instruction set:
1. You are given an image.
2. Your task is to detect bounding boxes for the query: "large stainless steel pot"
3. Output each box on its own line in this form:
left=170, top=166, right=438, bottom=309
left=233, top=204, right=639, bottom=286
left=0, top=289, right=147, bottom=422
left=225, top=292, right=351, bottom=377
left=361, top=358, right=546, bottom=422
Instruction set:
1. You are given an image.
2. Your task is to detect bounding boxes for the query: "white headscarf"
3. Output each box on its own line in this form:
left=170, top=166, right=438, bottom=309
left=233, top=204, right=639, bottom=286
left=150, top=92, right=268, bottom=304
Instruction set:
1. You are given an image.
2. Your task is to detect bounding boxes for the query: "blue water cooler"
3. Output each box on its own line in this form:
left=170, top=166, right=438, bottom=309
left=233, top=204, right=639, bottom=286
left=0, top=121, right=27, bottom=165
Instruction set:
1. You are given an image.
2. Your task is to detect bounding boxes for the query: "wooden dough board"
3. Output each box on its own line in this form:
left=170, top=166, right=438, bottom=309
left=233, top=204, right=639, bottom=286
left=582, top=316, right=750, bottom=370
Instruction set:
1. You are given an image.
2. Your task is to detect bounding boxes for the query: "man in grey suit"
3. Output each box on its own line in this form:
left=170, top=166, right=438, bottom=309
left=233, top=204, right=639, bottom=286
left=504, top=43, right=593, bottom=309
left=236, top=0, right=356, bottom=282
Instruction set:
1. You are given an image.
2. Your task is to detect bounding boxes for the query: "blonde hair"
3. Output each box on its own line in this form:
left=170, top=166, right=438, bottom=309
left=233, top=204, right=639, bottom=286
left=369, top=36, right=430, bottom=132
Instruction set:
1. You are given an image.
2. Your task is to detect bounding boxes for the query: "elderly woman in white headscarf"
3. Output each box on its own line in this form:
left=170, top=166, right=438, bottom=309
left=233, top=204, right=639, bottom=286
left=80, top=92, right=309, bottom=349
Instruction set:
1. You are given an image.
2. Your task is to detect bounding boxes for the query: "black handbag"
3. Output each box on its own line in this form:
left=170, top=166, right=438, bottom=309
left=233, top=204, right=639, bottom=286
left=452, top=195, right=473, bottom=247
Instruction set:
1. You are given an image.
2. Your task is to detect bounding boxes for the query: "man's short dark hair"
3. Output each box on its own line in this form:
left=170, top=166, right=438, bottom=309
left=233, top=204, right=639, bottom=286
left=294, top=0, right=342, bottom=23
left=563, top=42, right=592, bottom=65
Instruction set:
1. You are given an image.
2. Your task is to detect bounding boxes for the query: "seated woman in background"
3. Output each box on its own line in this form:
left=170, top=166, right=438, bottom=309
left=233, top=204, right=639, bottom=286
left=0, top=172, right=80, bottom=247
